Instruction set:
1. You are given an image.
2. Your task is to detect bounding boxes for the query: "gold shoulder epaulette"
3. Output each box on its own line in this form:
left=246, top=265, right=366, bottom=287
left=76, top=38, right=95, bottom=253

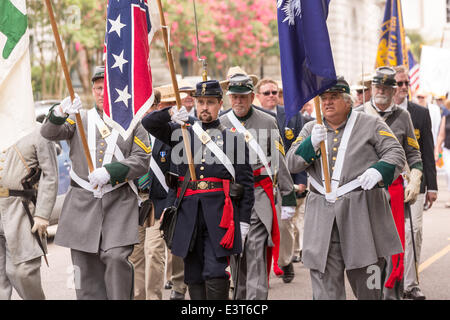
left=66, top=118, right=75, bottom=125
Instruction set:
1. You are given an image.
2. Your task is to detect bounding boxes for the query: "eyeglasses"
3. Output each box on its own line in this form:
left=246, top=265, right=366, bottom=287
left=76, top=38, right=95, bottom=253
left=397, top=81, right=409, bottom=87
left=417, top=96, right=426, bottom=99
left=261, top=90, right=278, bottom=96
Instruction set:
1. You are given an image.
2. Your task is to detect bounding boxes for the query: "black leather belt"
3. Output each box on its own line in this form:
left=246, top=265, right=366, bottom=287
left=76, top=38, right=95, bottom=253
left=254, top=174, right=270, bottom=183
left=0, top=187, right=36, bottom=199
left=70, top=180, right=82, bottom=188
left=180, top=181, right=223, bottom=191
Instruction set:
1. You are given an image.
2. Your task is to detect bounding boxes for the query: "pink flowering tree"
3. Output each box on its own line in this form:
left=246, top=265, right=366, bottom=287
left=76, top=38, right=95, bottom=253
left=157, top=0, right=279, bottom=78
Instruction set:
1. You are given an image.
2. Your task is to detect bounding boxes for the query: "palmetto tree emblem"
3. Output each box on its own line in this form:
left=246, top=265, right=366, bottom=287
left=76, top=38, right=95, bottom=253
left=277, top=0, right=302, bottom=25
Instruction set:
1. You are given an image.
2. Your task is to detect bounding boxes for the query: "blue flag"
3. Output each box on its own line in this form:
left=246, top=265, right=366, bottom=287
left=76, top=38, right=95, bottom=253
left=277, top=0, right=337, bottom=124
left=375, top=0, right=408, bottom=68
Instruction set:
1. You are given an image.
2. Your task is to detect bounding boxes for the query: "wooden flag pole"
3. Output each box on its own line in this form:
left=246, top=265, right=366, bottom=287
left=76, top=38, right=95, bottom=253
left=44, top=0, right=94, bottom=173
left=156, top=0, right=196, bottom=180
left=313, top=97, right=331, bottom=193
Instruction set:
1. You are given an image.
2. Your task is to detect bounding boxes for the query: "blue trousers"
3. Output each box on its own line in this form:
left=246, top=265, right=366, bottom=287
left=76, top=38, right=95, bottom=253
left=183, top=207, right=229, bottom=284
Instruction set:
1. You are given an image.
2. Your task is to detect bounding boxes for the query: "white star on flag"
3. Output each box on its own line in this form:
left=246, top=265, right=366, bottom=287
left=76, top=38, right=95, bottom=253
left=109, top=15, right=126, bottom=37
left=115, top=85, right=131, bottom=108
left=111, top=50, right=128, bottom=73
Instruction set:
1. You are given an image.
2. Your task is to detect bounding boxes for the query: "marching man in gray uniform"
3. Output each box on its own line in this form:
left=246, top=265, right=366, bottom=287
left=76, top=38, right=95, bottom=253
left=40, top=66, right=150, bottom=300
left=0, top=125, right=58, bottom=300
left=220, top=74, right=297, bottom=300
left=354, top=67, right=423, bottom=300
left=286, top=77, right=406, bottom=300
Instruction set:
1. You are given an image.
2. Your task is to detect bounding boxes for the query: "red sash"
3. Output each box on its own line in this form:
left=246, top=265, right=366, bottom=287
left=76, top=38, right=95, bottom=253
left=253, top=168, right=282, bottom=280
left=178, top=177, right=235, bottom=249
left=385, top=176, right=405, bottom=289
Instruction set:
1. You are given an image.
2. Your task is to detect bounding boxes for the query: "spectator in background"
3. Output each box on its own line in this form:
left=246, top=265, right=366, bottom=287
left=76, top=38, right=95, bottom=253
left=435, top=99, right=450, bottom=208
left=301, top=99, right=315, bottom=120
left=414, top=91, right=442, bottom=146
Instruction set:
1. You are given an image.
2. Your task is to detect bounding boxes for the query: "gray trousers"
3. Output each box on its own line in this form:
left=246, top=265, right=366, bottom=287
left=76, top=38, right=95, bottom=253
left=0, top=217, right=45, bottom=300
left=310, top=222, right=386, bottom=300
left=278, top=216, right=295, bottom=267
left=231, top=209, right=269, bottom=300
left=404, top=193, right=424, bottom=292
left=71, top=246, right=134, bottom=300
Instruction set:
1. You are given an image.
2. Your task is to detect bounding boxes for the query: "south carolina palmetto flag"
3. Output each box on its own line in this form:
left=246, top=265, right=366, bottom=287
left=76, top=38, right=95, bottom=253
left=103, top=0, right=160, bottom=140
left=0, top=0, right=36, bottom=151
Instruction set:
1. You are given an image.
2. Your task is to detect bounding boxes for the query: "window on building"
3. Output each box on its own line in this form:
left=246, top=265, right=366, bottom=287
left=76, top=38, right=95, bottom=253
left=447, top=0, right=450, bottom=23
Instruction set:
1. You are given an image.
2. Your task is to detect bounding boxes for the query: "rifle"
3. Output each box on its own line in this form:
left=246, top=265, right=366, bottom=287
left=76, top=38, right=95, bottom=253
left=21, top=167, right=49, bottom=267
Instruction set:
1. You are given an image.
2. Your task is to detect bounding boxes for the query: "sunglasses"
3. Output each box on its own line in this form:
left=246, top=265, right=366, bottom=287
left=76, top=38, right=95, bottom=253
left=417, top=96, right=426, bottom=99
left=397, top=81, right=409, bottom=87
left=261, top=90, right=278, bottom=96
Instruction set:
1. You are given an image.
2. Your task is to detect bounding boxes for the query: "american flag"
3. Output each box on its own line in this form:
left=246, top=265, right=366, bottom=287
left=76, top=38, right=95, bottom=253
left=103, top=0, right=158, bottom=140
left=408, top=49, right=420, bottom=94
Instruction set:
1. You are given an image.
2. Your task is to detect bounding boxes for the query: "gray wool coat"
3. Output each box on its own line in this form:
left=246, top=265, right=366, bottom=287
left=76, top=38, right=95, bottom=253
left=286, top=110, right=405, bottom=273
left=40, top=108, right=150, bottom=253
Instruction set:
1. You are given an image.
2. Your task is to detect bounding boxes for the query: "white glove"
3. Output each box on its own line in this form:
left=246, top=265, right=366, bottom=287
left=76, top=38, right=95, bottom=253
left=404, top=168, right=422, bottom=203
left=88, top=167, right=111, bottom=188
left=31, top=216, right=49, bottom=239
left=170, top=105, right=189, bottom=125
left=358, top=168, right=383, bottom=190
left=310, top=124, right=327, bottom=150
left=57, top=94, right=83, bottom=116
left=240, top=222, right=250, bottom=249
left=281, top=206, right=296, bottom=220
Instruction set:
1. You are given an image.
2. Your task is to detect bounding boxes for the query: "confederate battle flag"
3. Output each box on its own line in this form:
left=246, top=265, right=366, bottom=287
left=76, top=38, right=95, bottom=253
left=103, top=0, right=157, bottom=140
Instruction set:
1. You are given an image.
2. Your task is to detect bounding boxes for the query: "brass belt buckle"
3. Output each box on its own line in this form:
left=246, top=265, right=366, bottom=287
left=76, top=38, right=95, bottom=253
left=198, top=181, right=208, bottom=190
left=200, top=132, right=211, bottom=145
left=0, top=187, right=9, bottom=197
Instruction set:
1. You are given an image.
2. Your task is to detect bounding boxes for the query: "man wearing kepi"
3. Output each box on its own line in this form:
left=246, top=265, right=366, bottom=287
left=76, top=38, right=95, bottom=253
left=220, top=74, right=297, bottom=300
left=40, top=66, right=150, bottom=300
left=393, top=65, right=437, bottom=300
left=355, top=67, right=423, bottom=300
left=286, top=77, right=406, bottom=300
left=0, top=126, right=58, bottom=300
left=142, top=80, right=254, bottom=300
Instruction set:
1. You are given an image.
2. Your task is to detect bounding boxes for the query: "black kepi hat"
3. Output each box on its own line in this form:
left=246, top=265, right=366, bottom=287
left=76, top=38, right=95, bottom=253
left=193, top=80, right=223, bottom=98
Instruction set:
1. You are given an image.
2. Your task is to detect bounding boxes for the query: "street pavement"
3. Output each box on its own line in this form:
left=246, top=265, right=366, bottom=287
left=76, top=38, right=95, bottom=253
left=12, top=174, right=450, bottom=300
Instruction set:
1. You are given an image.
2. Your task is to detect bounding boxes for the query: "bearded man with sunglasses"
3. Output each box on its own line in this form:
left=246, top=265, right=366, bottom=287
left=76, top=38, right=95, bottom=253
left=392, top=66, right=437, bottom=300
left=355, top=66, right=423, bottom=300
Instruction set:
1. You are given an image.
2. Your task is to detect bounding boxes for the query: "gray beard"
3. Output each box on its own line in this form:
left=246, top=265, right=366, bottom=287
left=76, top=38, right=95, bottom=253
left=374, top=95, right=389, bottom=105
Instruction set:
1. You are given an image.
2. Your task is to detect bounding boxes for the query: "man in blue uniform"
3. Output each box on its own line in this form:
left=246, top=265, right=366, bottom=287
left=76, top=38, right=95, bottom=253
left=142, top=80, right=255, bottom=300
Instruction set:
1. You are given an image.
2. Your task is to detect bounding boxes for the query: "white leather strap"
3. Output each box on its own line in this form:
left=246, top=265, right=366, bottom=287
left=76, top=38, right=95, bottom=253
left=226, top=111, right=272, bottom=180
left=75, top=109, right=139, bottom=199
left=150, top=157, right=169, bottom=193
left=330, top=111, right=358, bottom=191
left=88, top=109, right=97, bottom=170
left=314, top=111, right=360, bottom=203
left=309, top=175, right=361, bottom=201
left=192, top=122, right=235, bottom=180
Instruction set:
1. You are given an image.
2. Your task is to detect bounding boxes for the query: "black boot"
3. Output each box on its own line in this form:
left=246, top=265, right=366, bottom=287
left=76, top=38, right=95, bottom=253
left=188, top=283, right=207, bottom=300
left=205, top=278, right=230, bottom=300
left=281, top=262, right=295, bottom=283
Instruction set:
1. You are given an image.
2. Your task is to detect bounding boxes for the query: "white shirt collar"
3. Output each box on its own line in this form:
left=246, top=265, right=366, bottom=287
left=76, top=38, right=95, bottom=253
left=187, top=107, right=196, bottom=117
left=398, top=98, right=408, bottom=110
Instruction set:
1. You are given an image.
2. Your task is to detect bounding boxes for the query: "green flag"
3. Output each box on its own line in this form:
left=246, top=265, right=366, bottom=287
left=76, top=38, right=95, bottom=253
left=0, top=0, right=36, bottom=151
